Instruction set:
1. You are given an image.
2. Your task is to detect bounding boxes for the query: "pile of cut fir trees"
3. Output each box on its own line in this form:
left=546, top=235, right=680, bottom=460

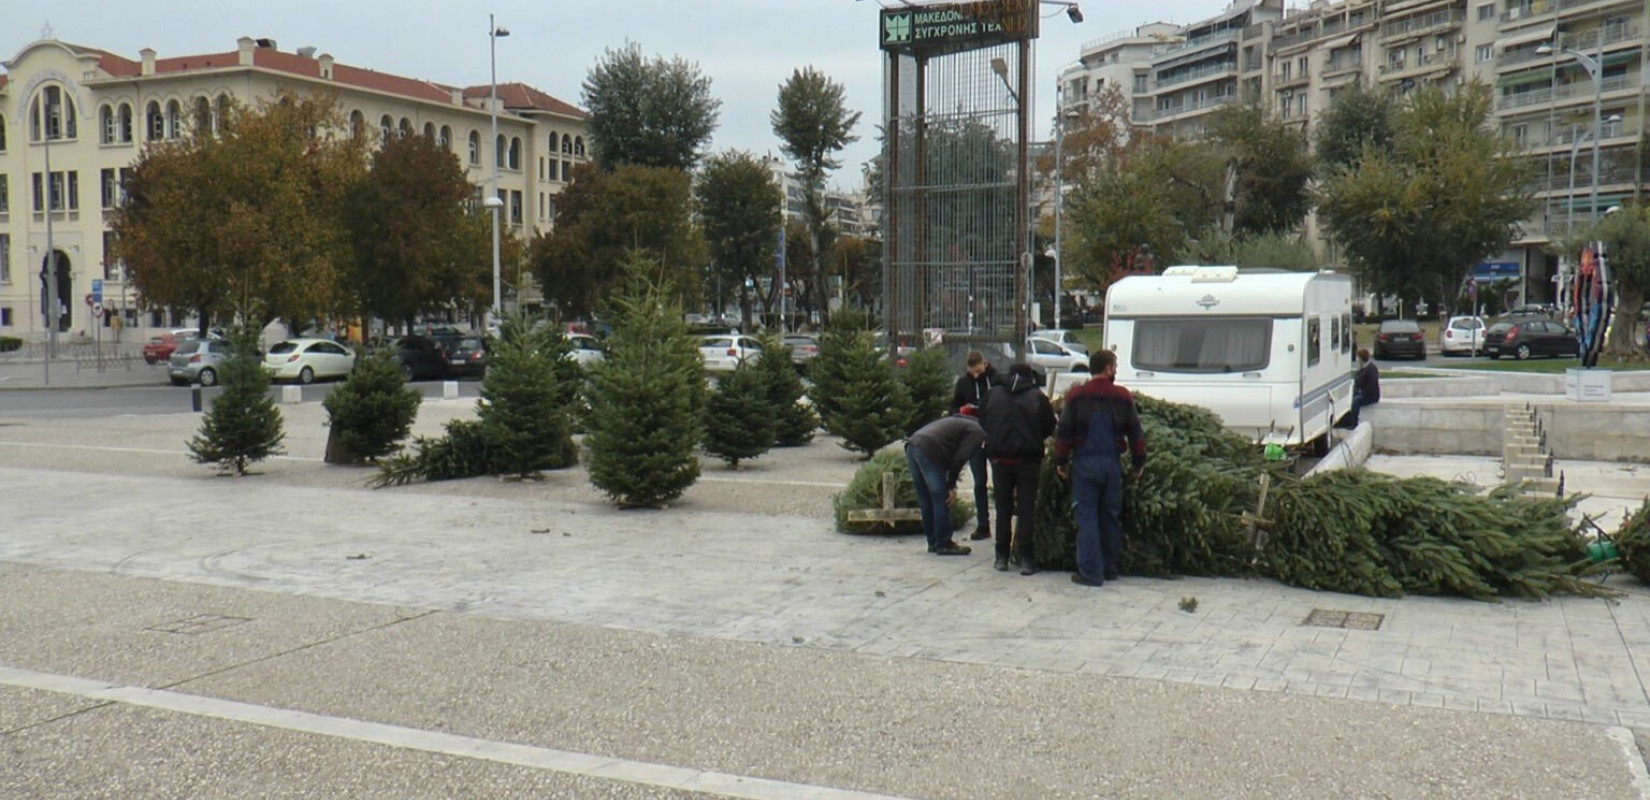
left=838, top=394, right=1622, bottom=602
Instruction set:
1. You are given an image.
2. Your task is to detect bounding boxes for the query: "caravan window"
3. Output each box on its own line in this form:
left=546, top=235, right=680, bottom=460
left=1307, top=318, right=1322, bottom=367
left=1132, top=318, right=1272, bottom=373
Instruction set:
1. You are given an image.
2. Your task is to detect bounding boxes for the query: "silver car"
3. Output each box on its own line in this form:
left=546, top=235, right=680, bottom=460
left=168, top=338, right=239, bottom=386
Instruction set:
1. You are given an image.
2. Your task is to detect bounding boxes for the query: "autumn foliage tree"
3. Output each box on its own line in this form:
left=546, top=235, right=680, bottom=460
left=114, top=91, right=367, bottom=334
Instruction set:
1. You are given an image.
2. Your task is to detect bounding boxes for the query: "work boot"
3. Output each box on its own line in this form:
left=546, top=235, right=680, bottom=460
left=1019, top=560, right=1040, bottom=576
left=994, top=557, right=1010, bottom=572
left=969, top=525, right=991, bottom=541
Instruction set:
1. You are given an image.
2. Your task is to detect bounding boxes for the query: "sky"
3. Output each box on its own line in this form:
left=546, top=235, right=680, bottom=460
left=5, top=0, right=1225, bottom=189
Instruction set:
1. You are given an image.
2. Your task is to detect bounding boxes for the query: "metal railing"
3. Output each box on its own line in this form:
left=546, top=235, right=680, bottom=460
left=1156, top=61, right=1236, bottom=89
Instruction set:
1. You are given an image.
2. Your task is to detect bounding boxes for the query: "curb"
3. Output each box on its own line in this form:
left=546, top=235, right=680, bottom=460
left=1607, top=726, right=1650, bottom=800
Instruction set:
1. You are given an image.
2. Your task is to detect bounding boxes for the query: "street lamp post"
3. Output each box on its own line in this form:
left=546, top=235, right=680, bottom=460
left=1053, top=84, right=1065, bottom=330
left=487, top=15, right=510, bottom=332
left=1540, top=42, right=1606, bottom=224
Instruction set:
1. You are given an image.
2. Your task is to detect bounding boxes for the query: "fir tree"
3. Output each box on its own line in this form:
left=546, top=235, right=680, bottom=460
left=586, top=254, right=706, bottom=507
left=821, top=326, right=909, bottom=459
left=808, top=308, right=874, bottom=425
left=187, top=331, right=286, bottom=475
left=899, top=346, right=953, bottom=434
left=752, top=332, right=818, bottom=446
left=479, top=311, right=577, bottom=478
left=702, top=365, right=776, bottom=469
left=323, top=352, right=421, bottom=464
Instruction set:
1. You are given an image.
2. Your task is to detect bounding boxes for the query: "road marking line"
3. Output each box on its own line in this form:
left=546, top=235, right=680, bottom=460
left=0, top=441, right=324, bottom=462
left=0, top=664, right=920, bottom=800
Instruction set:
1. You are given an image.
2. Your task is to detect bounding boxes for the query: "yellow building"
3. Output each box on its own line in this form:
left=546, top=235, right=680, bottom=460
left=0, top=35, right=589, bottom=340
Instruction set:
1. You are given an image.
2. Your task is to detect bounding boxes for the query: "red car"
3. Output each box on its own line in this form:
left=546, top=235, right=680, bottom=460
left=142, top=330, right=201, bottom=364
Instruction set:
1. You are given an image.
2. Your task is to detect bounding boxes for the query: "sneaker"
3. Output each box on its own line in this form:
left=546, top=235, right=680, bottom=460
left=1070, top=573, right=1103, bottom=587
left=969, top=526, right=992, bottom=541
left=933, top=543, right=972, bottom=556
left=1019, top=561, right=1040, bottom=576
left=993, top=557, right=1010, bottom=572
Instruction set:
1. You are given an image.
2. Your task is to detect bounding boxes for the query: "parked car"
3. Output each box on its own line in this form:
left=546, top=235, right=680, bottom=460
left=783, top=334, right=820, bottom=367
left=142, top=329, right=204, bottom=364
left=386, top=335, right=450, bottom=380
left=443, top=336, right=489, bottom=379
left=167, top=338, right=242, bottom=386
left=1484, top=318, right=1579, bottom=360
left=567, top=333, right=606, bottom=368
left=1029, top=328, right=1089, bottom=355
left=1373, top=319, right=1427, bottom=360
left=698, top=334, right=763, bottom=372
left=1024, top=337, right=1089, bottom=373
left=1439, top=315, right=1487, bottom=356
left=263, top=338, right=356, bottom=384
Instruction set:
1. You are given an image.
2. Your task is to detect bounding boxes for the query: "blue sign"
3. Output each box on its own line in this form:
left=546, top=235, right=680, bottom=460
left=1471, top=262, right=1519, bottom=283
left=91, top=279, right=103, bottom=303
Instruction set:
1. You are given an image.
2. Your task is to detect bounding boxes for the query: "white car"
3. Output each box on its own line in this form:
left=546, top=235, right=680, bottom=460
left=1440, top=315, right=1486, bottom=356
left=568, top=333, right=606, bottom=367
left=1030, top=328, right=1089, bottom=355
left=1025, top=337, right=1089, bottom=373
left=263, top=338, right=356, bottom=384
left=699, top=334, right=763, bottom=372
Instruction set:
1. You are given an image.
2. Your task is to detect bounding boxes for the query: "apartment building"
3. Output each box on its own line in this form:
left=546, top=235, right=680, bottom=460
left=1145, top=0, right=1285, bottom=140
left=761, top=154, right=876, bottom=239
left=1058, top=23, right=1183, bottom=125
left=0, top=35, right=589, bottom=340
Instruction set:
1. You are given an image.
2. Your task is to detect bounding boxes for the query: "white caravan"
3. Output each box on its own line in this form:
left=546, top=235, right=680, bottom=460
left=1102, top=266, right=1356, bottom=449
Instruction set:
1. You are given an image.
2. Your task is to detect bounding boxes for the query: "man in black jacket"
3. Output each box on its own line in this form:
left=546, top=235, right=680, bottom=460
left=949, top=351, right=1000, bottom=540
left=979, top=363, right=1057, bottom=575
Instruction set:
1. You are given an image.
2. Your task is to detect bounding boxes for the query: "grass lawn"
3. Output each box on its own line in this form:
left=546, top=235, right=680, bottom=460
left=1384, top=370, right=1448, bottom=379
left=1439, top=357, right=1650, bottom=373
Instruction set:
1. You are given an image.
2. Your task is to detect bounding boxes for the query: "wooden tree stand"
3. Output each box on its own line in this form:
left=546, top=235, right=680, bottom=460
left=845, top=472, right=924, bottom=527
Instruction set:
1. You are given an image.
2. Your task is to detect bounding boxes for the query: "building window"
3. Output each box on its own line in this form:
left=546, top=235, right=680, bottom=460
left=0, top=114, right=7, bottom=151
left=147, top=101, right=164, bottom=140
left=380, top=115, right=393, bottom=141
left=423, top=122, right=436, bottom=140
left=561, top=160, right=571, bottom=182
left=1512, top=124, right=1528, bottom=146
left=165, top=100, right=182, bottom=139
left=574, top=137, right=585, bottom=157
left=33, top=171, right=79, bottom=212
left=101, top=168, right=119, bottom=209
left=216, top=94, right=231, bottom=131
left=118, top=103, right=133, bottom=143
left=547, top=131, right=558, bottom=154
left=0, top=234, right=9, bottom=283
left=398, top=117, right=412, bottom=138
left=193, top=96, right=212, bottom=134
left=539, top=157, right=545, bottom=180
left=508, top=137, right=521, bottom=169
left=510, top=190, right=523, bottom=224
left=31, top=85, right=78, bottom=141
left=0, top=175, right=8, bottom=214
left=1478, top=3, right=1495, bottom=19
left=539, top=192, right=546, bottom=219
left=101, top=104, right=116, bottom=144
left=1297, top=94, right=1307, bottom=117
left=439, top=125, right=452, bottom=150
left=468, top=131, right=480, bottom=164
left=496, top=134, right=507, bottom=167
left=1476, top=44, right=1494, bottom=63
left=0, top=308, right=10, bottom=327
left=349, top=111, right=365, bottom=139
left=561, top=134, right=572, bottom=155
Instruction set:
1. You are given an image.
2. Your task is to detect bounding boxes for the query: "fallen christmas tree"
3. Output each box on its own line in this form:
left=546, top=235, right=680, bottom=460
left=837, top=394, right=1618, bottom=601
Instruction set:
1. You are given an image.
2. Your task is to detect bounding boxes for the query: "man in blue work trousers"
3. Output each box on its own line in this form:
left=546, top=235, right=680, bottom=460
left=1054, top=350, right=1147, bottom=587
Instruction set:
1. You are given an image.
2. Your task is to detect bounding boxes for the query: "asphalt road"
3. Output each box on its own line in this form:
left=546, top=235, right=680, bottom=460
left=0, top=380, right=484, bottom=419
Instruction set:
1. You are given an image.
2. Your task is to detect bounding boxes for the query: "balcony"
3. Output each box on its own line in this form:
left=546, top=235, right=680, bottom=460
left=1155, top=61, right=1236, bottom=89
left=1377, top=48, right=1460, bottom=81
left=1150, top=94, right=1235, bottom=121
left=1498, top=24, right=1640, bottom=69
left=1379, top=8, right=1464, bottom=41
left=1273, top=70, right=1311, bottom=90
left=1500, top=2, right=1554, bottom=24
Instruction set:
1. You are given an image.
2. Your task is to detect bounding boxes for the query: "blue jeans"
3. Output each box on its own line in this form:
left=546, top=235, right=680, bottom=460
left=1071, top=456, right=1123, bottom=583
left=969, top=448, right=990, bottom=528
left=906, top=445, right=953, bottom=551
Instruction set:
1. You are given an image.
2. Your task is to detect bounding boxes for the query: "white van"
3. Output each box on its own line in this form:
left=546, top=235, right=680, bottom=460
left=1103, top=266, right=1355, bottom=449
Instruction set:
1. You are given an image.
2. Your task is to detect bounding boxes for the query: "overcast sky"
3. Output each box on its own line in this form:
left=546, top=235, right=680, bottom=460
left=7, top=0, right=1224, bottom=189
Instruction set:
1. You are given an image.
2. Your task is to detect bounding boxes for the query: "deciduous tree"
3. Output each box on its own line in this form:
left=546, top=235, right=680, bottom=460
left=696, top=151, right=782, bottom=330
left=582, top=43, right=720, bottom=171
left=772, top=67, right=861, bottom=327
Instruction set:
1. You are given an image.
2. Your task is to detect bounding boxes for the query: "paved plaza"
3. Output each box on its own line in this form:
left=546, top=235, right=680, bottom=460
left=3, top=384, right=1650, bottom=797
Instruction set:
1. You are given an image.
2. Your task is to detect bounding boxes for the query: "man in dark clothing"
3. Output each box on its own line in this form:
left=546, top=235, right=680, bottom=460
left=1054, top=350, right=1147, bottom=588
left=949, top=350, right=1001, bottom=541
left=980, top=363, right=1057, bottom=575
left=905, top=412, right=987, bottom=556
left=1340, top=348, right=1381, bottom=429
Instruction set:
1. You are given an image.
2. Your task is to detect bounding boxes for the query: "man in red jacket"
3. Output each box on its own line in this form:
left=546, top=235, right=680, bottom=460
left=1054, top=350, right=1147, bottom=587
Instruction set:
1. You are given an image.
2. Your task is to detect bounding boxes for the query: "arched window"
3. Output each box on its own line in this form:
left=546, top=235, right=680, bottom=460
left=547, top=130, right=558, bottom=153
left=31, top=85, right=77, bottom=141
left=468, top=131, right=480, bottom=164
left=146, top=101, right=165, bottom=141
left=398, top=117, right=412, bottom=138
left=118, top=103, right=133, bottom=143
left=165, top=100, right=182, bottom=139
left=508, top=137, right=521, bottom=169
left=380, top=115, right=393, bottom=141
left=495, top=134, right=506, bottom=168
left=100, top=104, right=116, bottom=144
left=438, top=125, right=452, bottom=150
left=193, top=97, right=211, bottom=134
left=423, top=122, right=435, bottom=140
left=349, top=111, right=365, bottom=140
left=574, top=136, right=586, bottom=157
left=561, top=134, right=572, bottom=154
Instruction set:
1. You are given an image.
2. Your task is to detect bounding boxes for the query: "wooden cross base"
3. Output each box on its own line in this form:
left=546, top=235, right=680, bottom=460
left=845, top=472, right=924, bottom=526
